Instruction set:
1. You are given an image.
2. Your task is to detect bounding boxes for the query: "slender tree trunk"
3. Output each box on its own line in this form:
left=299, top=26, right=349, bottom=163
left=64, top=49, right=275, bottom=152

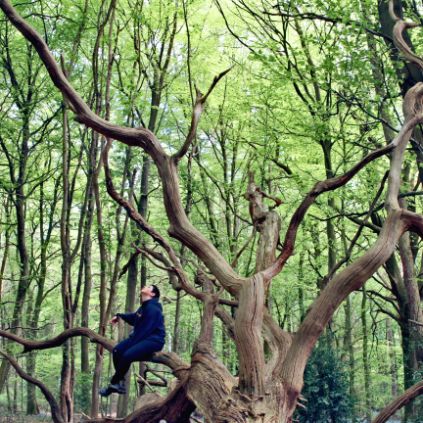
left=91, top=147, right=131, bottom=417
left=173, top=290, right=182, bottom=353
left=25, top=178, right=57, bottom=415
left=116, top=251, right=138, bottom=417
left=0, top=198, right=10, bottom=390
left=0, top=196, right=10, bottom=303
left=339, top=210, right=357, bottom=421
left=60, top=104, right=74, bottom=423
left=13, top=378, right=17, bottom=413
left=398, top=231, right=423, bottom=421
left=298, top=252, right=305, bottom=321
left=0, top=112, right=31, bottom=393
left=79, top=130, right=98, bottom=413
left=386, top=319, right=399, bottom=399
left=90, top=1, right=119, bottom=414
left=362, top=286, right=372, bottom=422
left=25, top=289, right=38, bottom=415
left=344, top=296, right=356, bottom=421
left=321, top=137, right=337, bottom=284
left=80, top=144, right=96, bottom=371
left=118, top=146, right=142, bottom=417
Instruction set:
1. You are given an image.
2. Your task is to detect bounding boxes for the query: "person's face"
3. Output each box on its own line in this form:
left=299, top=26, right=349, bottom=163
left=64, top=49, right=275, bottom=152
left=140, top=285, right=155, bottom=300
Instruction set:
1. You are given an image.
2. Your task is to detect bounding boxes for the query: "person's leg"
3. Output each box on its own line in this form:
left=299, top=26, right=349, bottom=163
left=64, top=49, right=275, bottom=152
left=100, top=339, right=163, bottom=396
left=120, top=339, right=164, bottom=365
left=100, top=338, right=136, bottom=396
left=110, top=338, right=134, bottom=385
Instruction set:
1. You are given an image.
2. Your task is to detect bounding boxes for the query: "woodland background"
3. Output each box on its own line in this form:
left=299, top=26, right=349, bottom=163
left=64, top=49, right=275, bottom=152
left=0, top=0, right=422, bottom=422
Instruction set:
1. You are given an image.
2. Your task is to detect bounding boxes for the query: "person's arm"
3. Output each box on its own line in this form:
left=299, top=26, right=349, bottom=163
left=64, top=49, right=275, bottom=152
left=115, top=309, right=139, bottom=326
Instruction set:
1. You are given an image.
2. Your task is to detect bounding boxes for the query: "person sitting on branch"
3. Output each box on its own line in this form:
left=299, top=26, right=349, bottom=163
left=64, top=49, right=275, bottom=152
left=100, top=284, right=165, bottom=396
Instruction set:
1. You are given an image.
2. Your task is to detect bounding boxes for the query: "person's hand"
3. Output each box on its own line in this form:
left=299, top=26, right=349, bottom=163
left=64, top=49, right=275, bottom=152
left=109, top=315, right=119, bottom=325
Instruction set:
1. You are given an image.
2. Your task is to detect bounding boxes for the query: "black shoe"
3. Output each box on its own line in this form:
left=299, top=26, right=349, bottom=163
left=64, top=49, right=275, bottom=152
left=99, top=382, right=126, bottom=397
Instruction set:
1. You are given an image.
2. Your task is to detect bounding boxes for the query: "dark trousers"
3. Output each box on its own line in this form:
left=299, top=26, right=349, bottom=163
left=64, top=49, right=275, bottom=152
left=110, top=337, right=163, bottom=384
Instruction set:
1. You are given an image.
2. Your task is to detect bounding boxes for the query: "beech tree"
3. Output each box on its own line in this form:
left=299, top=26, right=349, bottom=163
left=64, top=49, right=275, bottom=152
left=0, top=0, right=422, bottom=422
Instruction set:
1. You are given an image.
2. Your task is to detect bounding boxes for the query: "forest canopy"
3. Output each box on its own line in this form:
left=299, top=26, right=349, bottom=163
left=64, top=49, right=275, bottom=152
left=0, top=0, right=422, bottom=422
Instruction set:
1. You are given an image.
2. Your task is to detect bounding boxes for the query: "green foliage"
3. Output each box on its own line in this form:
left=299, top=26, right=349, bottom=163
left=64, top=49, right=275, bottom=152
left=74, top=372, right=92, bottom=412
left=295, top=341, right=353, bottom=423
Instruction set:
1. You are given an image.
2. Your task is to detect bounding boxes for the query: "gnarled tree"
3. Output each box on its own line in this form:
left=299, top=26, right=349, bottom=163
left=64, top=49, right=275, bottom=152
left=0, top=0, right=422, bottom=422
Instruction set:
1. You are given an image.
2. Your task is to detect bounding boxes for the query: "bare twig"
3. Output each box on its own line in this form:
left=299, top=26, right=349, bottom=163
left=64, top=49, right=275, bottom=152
left=409, top=319, right=423, bottom=327
left=173, top=67, right=232, bottom=161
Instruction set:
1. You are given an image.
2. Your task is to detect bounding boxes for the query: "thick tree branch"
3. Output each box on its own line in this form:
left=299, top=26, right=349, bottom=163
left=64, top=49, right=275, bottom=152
left=372, top=380, right=423, bottom=423
left=196, top=289, right=222, bottom=348
left=387, top=85, right=423, bottom=209
left=389, top=0, right=423, bottom=70
left=86, top=374, right=195, bottom=423
left=0, top=327, right=189, bottom=377
left=402, top=208, right=423, bottom=236
left=0, top=327, right=114, bottom=353
left=234, top=274, right=266, bottom=396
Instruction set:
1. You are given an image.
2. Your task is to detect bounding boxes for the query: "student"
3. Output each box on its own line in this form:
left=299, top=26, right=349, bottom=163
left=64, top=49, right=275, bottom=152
left=100, top=285, right=165, bottom=396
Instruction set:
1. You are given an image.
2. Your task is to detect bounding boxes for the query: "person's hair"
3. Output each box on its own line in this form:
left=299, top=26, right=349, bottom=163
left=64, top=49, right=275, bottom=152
left=151, top=284, right=160, bottom=299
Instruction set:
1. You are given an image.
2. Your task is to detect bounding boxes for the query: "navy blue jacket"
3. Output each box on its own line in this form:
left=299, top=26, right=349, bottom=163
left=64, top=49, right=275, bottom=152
left=116, top=298, right=165, bottom=345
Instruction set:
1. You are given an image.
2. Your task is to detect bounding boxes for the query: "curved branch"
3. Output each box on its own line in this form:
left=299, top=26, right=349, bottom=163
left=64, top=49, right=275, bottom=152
left=372, top=380, right=423, bottom=423
left=387, top=87, right=423, bottom=210
left=0, top=350, right=65, bottom=423
left=389, top=0, right=423, bottom=70
left=263, top=107, right=422, bottom=281
left=0, top=327, right=190, bottom=379
left=0, top=327, right=114, bottom=353
left=151, top=351, right=191, bottom=377
left=279, top=210, right=409, bottom=396
left=263, top=140, right=395, bottom=279
left=403, top=208, right=423, bottom=236
left=0, top=0, right=163, bottom=153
